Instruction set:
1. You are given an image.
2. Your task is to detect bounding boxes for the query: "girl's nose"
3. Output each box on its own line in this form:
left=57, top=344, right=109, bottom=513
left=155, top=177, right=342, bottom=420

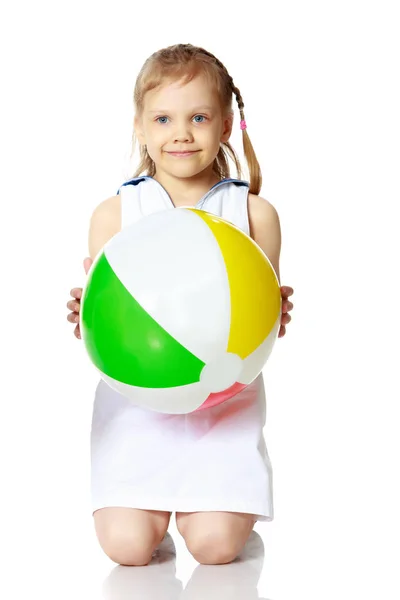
left=173, top=125, right=194, bottom=143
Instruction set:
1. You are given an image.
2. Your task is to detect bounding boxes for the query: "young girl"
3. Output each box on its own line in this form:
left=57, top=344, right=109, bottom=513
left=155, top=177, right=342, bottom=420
left=66, top=43, right=294, bottom=567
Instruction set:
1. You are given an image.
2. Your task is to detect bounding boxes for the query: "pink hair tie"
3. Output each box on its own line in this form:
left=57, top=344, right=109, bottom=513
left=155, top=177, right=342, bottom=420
left=240, top=119, right=247, bottom=130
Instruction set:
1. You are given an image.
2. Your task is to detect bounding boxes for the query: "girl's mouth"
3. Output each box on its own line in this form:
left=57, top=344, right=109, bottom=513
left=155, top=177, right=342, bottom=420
left=166, top=151, right=199, bottom=157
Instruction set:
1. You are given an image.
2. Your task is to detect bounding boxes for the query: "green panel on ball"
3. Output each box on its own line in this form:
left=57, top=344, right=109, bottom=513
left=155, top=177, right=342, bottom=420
left=81, top=252, right=205, bottom=388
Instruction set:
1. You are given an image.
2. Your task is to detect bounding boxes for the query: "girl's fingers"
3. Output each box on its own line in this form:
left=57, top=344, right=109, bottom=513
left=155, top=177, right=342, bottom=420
left=66, top=300, right=80, bottom=311
left=67, top=312, right=79, bottom=324
left=74, top=324, right=81, bottom=339
left=280, top=286, right=294, bottom=297
left=70, top=287, right=82, bottom=299
left=282, top=301, right=293, bottom=313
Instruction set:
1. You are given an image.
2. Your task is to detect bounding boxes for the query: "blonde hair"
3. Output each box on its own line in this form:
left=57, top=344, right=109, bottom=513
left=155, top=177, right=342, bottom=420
left=129, top=43, right=262, bottom=195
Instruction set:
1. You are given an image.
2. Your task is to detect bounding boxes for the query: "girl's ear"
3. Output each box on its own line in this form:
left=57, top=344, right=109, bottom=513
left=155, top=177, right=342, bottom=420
left=134, top=115, right=146, bottom=145
left=221, top=110, right=234, bottom=143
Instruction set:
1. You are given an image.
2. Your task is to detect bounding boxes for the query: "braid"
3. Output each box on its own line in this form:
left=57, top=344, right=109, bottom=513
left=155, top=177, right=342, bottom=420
left=232, top=84, right=246, bottom=122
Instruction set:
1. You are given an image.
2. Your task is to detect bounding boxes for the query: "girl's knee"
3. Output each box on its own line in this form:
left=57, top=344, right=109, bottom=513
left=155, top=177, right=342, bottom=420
left=94, top=508, right=170, bottom=566
left=99, top=529, right=156, bottom=566
left=177, top=512, right=255, bottom=565
left=187, top=537, right=239, bottom=565
left=185, top=531, right=243, bottom=565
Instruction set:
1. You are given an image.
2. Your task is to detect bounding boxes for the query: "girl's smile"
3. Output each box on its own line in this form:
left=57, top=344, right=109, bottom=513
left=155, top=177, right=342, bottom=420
left=165, top=150, right=200, bottom=157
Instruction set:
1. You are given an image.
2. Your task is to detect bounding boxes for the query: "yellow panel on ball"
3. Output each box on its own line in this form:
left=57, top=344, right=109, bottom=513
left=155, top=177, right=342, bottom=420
left=190, top=209, right=281, bottom=359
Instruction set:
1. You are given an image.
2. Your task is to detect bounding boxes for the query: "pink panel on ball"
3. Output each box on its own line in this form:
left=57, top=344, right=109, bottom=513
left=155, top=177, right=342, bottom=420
left=195, top=382, right=247, bottom=411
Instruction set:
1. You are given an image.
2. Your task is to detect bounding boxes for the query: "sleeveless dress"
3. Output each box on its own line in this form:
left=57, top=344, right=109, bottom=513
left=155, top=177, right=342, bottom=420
left=90, top=176, right=274, bottom=522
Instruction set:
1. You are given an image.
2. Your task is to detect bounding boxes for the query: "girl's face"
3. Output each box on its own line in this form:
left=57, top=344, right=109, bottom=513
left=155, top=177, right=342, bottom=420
left=135, top=74, right=233, bottom=180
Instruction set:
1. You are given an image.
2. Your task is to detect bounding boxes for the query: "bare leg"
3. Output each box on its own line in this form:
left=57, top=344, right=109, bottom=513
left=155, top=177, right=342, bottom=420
left=94, top=507, right=172, bottom=566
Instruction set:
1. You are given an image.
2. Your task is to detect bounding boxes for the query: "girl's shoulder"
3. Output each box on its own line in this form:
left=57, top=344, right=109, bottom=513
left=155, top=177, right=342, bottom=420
left=248, top=192, right=280, bottom=223
left=91, top=194, right=121, bottom=217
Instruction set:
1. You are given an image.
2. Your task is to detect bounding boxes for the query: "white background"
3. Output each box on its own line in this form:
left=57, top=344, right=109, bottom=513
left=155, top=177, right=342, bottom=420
left=1, top=0, right=399, bottom=598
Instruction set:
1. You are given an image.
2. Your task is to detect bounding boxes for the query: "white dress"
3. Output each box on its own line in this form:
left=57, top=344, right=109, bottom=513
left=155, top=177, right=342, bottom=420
left=90, top=176, right=274, bottom=522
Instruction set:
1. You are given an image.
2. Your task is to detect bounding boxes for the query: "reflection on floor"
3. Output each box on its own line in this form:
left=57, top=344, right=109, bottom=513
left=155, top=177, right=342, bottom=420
left=102, top=529, right=270, bottom=599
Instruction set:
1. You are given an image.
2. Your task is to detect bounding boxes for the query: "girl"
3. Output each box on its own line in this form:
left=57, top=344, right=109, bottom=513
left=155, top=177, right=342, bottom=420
left=66, top=43, right=294, bottom=567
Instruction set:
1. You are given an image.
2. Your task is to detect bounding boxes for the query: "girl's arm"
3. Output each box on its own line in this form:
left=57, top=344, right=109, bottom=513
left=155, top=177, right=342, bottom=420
left=248, top=193, right=282, bottom=283
left=88, top=195, right=121, bottom=260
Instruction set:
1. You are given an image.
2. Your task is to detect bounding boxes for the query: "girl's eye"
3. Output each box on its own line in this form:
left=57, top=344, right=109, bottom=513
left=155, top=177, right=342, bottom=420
left=156, top=115, right=207, bottom=124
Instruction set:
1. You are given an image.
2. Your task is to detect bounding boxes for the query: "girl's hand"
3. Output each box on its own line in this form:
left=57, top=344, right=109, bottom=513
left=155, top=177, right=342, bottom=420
left=279, top=286, right=294, bottom=338
left=66, top=257, right=93, bottom=339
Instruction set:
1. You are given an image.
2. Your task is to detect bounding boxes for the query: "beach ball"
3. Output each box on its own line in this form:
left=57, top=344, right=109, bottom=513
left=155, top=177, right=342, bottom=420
left=80, top=208, right=281, bottom=414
